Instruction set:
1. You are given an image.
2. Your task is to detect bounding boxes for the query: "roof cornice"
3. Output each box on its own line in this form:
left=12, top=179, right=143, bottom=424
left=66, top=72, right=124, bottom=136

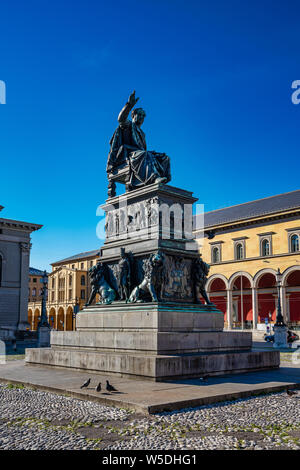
left=0, top=217, right=43, bottom=232
left=51, top=250, right=100, bottom=266
left=195, top=208, right=300, bottom=234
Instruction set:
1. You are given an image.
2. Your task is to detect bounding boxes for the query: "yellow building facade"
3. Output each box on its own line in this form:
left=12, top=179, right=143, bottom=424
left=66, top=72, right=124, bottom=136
left=28, top=250, right=100, bottom=332
left=28, top=268, right=44, bottom=330
left=198, top=190, right=300, bottom=330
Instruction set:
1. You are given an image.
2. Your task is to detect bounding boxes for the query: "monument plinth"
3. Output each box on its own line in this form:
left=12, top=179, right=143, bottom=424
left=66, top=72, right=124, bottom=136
left=26, top=301, right=278, bottom=380
left=25, top=91, right=280, bottom=379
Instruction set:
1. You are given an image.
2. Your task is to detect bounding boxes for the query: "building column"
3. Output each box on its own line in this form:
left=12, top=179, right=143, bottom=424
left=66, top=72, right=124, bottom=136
left=251, top=287, right=258, bottom=330
left=226, top=289, right=233, bottom=329
left=64, top=311, right=67, bottom=331
left=286, top=293, right=291, bottom=324
left=54, top=307, right=58, bottom=330
left=18, top=241, right=32, bottom=331
left=281, top=286, right=288, bottom=324
left=64, top=275, right=68, bottom=311
left=55, top=274, right=59, bottom=306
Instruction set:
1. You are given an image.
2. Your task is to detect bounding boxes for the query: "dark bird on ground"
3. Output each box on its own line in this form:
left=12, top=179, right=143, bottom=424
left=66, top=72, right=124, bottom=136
left=287, top=389, right=298, bottom=397
left=96, top=382, right=101, bottom=392
left=80, top=378, right=91, bottom=389
left=106, top=380, right=118, bottom=392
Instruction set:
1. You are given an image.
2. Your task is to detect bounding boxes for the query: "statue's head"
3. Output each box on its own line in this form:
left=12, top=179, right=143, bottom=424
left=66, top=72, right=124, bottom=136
left=131, top=108, right=146, bottom=126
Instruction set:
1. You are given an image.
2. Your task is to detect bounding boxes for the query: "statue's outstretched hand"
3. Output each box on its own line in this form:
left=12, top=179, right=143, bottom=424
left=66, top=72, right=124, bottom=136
left=128, top=90, right=139, bottom=109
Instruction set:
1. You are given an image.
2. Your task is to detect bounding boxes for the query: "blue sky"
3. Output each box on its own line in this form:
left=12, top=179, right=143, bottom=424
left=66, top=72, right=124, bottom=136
left=0, top=0, right=299, bottom=270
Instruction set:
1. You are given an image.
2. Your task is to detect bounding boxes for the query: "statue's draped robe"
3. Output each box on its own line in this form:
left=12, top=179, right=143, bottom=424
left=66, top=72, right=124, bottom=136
left=107, top=119, right=171, bottom=189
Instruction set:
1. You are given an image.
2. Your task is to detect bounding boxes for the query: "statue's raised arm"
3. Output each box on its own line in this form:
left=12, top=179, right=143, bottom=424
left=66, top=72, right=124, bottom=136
left=118, top=91, right=140, bottom=123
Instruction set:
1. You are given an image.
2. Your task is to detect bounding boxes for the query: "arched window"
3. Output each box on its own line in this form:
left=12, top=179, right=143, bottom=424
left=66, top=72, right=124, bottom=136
left=80, top=275, right=86, bottom=286
left=69, top=274, right=73, bottom=287
left=291, top=234, right=299, bottom=253
left=262, top=239, right=270, bottom=256
left=236, top=243, right=244, bottom=260
left=212, top=247, right=220, bottom=263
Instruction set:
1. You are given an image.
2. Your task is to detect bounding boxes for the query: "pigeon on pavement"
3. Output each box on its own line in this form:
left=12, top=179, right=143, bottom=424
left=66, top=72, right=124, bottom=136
left=106, top=380, right=118, bottom=392
left=96, top=382, right=101, bottom=392
left=80, top=378, right=91, bottom=389
left=287, top=389, right=298, bottom=397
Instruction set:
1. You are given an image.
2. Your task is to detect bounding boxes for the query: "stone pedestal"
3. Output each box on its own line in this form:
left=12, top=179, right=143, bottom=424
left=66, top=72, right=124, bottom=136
left=26, top=302, right=279, bottom=381
left=37, top=326, right=51, bottom=348
left=273, top=325, right=288, bottom=349
left=99, top=183, right=200, bottom=304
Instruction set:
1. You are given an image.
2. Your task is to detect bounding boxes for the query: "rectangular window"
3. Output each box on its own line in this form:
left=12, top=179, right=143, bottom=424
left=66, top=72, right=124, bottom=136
left=286, top=228, right=300, bottom=253
left=257, top=232, right=274, bottom=257
left=210, top=241, right=223, bottom=264
left=232, top=237, right=248, bottom=261
left=80, top=289, right=85, bottom=300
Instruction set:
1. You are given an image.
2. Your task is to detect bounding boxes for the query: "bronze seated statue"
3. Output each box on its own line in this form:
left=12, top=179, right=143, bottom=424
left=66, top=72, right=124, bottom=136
left=106, top=91, right=171, bottom=197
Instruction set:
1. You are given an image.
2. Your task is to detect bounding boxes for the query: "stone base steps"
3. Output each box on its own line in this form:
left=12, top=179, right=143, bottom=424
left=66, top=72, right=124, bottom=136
left=25, top=347, right=280, bottom=381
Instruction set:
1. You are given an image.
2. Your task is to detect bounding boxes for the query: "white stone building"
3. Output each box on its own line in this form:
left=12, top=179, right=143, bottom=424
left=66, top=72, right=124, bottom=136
left=0, top=205, right=42, bottom=339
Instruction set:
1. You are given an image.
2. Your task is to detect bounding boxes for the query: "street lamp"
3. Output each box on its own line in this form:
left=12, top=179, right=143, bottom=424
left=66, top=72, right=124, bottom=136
left=73, top=297, right=80, bottom=330
left=273, top=268, right=288, bottom=349
left=37, top=270, right=51, bottom=347
left=275, top=268, right=285, bottom=327
left=38, top=271, right=50, bottom=328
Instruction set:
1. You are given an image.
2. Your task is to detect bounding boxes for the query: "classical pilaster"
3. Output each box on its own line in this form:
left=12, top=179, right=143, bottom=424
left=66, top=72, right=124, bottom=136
left=281, top=286, right=288, bottom=324
left=64, top=272, right=68, bottom=318
left=226, top=289, right=233, bottom=329
left=251, top=287, right=258, bottom=330
left=55, top=273, right=59, bottom=317
left=286, top=293, right=291, bottom=324
left=18, top=241, right=32, bottom=331
left=64, top=311, right=67, bottom=331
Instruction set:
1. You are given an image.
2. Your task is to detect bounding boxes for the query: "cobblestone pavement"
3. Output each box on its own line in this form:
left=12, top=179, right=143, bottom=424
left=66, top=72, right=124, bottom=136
left=1, top=382, right=300, bottom=450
